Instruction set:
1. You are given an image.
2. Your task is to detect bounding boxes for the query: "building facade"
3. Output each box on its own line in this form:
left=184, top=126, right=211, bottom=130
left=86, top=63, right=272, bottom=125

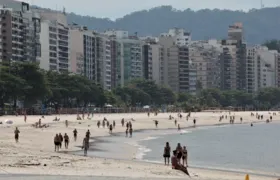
left=39, top=12, right=70, bottom=73
left=0, top=1, right=41, bottom=63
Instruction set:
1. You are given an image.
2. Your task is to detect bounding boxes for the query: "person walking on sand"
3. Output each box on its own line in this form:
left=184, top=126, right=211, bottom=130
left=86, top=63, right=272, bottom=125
left=73, top=129, right=78, bottom=141
left=163, top=142, right=171, bottom=165
left=129, top=128, right=133, bottom=138
left=171, top=150, right=190, bottom=176
left=64, top=133, right=69, bottom=149
left=193, top=119, right=196, bottom=126
left=82, top=136, right=89, bottom=156
left=24, top=114, right=27, bottom=123
left=113, top=120, right=116, bottom=128
left=121, top=118, right=125, bottom=127
left=182, top=146, right=188, bottom=167
left=65, top=120, right=68, bottom=128
left=86, top=129, right=91, bottom=138
left=154, top=120, right=158, bottom=128
left=178, top=124, right=181, bottom=131
left=125, top=128, right=128, bottom=137
left=102, top=120, right=105, bottom=128
left=58, top=133, right=63, bottom=149
left=106, top=121, right=110, bottom=128
left=54, top=134, right=60, bottom=151
left=174, top=119, right=177, bottom=126
left=97, top=121, right=101, bottom=128
left=14, top=127, right=20, bottom=143
left=109, top=124, right=113, bottom=134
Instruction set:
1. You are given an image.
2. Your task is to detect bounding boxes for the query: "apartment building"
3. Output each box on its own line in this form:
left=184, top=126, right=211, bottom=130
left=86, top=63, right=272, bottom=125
left=96, top=34, right=112, bottom=90
left=189, top=42, right=221, bottom=89
left=69, top=25, right=86, bottom=75
left=246, top=46, right=277, bottom=93
left=39, top=12, right=70, bottom=73
left=160, top=28, right=191, bottom=46
left=142, top=40, right=164, bottom=85
left=105, top=30, right=144, bottom=87
left=0, top=1, right=40, bottom=63
left=220, top=23, right=246, bottom=91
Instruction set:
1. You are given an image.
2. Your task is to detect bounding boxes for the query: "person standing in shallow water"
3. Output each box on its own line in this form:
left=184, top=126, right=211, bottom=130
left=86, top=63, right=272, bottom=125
left=163, top=142, right=171, bottom=165
left=82, top=136, right=89, bottom=156
left=129, top=128, right=133, bottom=137
left=14, top=127, right=20, bottom=143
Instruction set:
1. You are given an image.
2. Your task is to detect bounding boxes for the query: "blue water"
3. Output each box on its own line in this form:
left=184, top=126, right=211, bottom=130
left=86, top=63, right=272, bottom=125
left=140, top=123, right=280, bottom=174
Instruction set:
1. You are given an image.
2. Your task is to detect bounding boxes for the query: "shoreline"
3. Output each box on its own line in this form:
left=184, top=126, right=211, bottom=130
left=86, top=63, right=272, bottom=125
left=71, top=120, right=280, bottom=178
left=0, top=112, right=279, bottom=179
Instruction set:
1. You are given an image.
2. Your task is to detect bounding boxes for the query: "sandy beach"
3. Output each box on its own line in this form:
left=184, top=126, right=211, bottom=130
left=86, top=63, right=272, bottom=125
left=0, top=111, right=279, bottom=180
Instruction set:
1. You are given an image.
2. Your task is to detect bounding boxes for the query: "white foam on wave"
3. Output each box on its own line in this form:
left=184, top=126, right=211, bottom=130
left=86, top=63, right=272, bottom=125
left=125, top=141, right=152, bottom=160
left=140, top=136, right=159, bottom=141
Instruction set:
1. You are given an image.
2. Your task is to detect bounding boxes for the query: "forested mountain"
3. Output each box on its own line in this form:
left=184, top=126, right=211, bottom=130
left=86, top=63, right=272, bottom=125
left=33, top=6, right=280, bottom=43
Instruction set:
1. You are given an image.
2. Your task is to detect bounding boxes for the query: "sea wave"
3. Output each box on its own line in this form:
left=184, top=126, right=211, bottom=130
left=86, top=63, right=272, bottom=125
left=125, top=141, right=152, bottom=160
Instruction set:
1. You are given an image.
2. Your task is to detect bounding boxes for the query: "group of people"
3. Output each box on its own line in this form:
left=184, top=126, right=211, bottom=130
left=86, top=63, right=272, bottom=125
left=163, top=142, right=189, bottom=176
left=53, top=132, right=70, bottom=151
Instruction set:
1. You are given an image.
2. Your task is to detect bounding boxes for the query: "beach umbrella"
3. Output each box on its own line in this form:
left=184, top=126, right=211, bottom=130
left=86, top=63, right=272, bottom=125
left=5, top=119, right=13, bottom=124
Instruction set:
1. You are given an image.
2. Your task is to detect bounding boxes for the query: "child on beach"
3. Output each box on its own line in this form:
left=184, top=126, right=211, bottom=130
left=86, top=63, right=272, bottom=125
left=129, top=128, right=133, bottom=138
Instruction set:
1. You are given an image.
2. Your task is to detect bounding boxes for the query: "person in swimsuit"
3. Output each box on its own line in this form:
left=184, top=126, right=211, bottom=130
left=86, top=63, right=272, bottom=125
left=171, top=150, right=190, bottom=176
left=163, top=142, right=171, bottom=165
left=176, top=143, right=183, bottom=163
left=73, top=129, right=77, bottom=141
left=64, top=133, right=69, bottom=149
left=14, top=127, right=20, bottom=143
left=54, top=134, right=60, bottom=151
left=178, top=124, right=181, bottom=131
left=182, top=146, right=188, bottom=167
left=97, top=121, right=101, bottom=128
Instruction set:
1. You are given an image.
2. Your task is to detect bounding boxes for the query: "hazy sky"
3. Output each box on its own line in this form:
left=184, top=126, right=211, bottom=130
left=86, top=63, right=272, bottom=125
left=20, top=0, right=280, bottom=20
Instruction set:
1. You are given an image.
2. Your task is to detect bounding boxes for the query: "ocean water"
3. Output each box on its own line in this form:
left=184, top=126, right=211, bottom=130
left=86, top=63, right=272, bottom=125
left=139, top=123, right=280, bottom=174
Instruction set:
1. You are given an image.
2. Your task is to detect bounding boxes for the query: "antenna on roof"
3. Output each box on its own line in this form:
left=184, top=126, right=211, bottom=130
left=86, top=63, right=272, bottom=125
left=261, top=0, right=264, bottom=8
left=63, top=6, right=66, bottom=15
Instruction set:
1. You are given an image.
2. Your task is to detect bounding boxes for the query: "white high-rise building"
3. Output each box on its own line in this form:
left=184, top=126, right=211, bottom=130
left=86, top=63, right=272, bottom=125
left=160, top=28, right=191, bottom=46
left=246, top=46, right=278, bottom=93
left=39, top=12, right=70, bottom=73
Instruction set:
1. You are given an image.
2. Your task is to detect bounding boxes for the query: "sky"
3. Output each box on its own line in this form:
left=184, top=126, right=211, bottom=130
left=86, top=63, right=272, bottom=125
left=19, top=0, right=280, bottom=20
